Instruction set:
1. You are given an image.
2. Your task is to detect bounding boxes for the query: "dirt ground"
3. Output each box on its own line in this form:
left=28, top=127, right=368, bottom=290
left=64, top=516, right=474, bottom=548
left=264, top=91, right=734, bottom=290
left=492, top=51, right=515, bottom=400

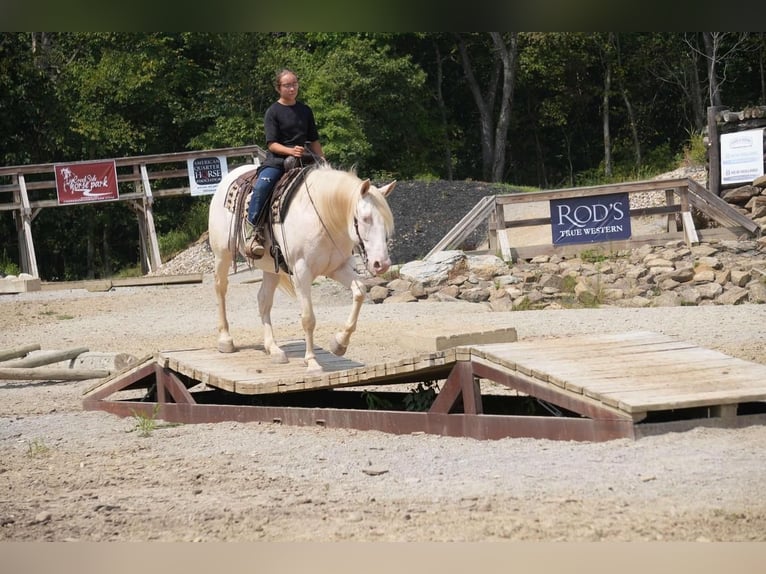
left=1, top=266, right=766, bottom=543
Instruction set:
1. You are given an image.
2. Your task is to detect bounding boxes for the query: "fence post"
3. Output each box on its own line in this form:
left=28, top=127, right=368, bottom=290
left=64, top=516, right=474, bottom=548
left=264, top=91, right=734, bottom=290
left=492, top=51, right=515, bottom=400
left=707, top=105, right=725, bottom=197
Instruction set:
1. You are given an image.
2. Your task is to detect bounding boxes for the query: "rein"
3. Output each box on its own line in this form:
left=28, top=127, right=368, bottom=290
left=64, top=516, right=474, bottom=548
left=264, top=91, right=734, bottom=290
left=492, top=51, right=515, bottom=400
left=300, top=175, right=370, bottom=272
left=353, top=217, right=368, bottom=268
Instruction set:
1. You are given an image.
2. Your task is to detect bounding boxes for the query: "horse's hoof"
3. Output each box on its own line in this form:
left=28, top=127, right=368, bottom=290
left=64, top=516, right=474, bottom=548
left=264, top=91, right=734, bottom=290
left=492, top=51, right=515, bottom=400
left=217, top=340, right=236, bottom=353
left=305, top=362, right=324, bottom=375
left=270, top=353, right=289, bottom=364
left=329, top=335, right=347, bottom=356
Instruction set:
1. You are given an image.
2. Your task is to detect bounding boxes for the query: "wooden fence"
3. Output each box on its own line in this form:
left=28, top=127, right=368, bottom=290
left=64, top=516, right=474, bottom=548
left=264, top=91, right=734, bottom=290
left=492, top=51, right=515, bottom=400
left=0, top=145, right=266, bottom=278
left=426, top=177, right=760, bottom=262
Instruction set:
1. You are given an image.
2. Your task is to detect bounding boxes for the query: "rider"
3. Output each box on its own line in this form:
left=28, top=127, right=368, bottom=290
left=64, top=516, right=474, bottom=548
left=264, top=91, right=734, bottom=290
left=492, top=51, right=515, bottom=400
left=245, top=68, right=325, bottom=259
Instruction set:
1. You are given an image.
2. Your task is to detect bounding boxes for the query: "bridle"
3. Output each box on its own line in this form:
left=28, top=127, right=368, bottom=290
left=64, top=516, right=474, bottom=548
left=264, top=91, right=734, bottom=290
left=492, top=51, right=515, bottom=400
left=281, top=167, right=371, bottom=274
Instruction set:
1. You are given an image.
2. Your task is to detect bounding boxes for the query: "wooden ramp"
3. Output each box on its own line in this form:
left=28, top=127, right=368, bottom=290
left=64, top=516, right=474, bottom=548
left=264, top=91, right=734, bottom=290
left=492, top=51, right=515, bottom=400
left=83, top=331, right=766, bottom=442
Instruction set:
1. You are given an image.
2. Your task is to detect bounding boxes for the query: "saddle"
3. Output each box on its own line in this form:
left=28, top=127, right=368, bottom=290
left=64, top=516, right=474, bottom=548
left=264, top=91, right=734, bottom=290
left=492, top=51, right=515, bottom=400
left=225, top=162, right=320, bottom=274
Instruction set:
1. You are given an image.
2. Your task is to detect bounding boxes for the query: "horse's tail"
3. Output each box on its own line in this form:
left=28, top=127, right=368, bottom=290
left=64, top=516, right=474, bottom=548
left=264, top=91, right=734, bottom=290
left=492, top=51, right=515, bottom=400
left=277, top=272, right=296, bottom=298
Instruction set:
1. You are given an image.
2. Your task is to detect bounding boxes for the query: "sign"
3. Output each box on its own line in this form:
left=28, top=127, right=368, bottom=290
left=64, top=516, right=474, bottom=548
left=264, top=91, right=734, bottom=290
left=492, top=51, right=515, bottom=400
left=550, top=192, right=631, bottom=245
left=187, top=156, right=228, bottom=196
left=55, top=160, right=119, bottom=205
left=720, top=128, right=764, bottom=185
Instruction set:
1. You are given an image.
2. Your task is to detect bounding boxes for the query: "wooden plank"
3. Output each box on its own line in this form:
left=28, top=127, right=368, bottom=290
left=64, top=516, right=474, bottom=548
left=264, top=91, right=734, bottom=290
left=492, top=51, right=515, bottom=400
left=686, top=178, right=759, bottom=233
left=425, top=195, right=496, bottom=259
left=681, top=211, right=699, bottom=245
left=0, top=277, right=41, bottom=293
left=40, top=274, right=203, bottom=292
left=153, top=332, right=766, bottom=423
left=495, top=178, right=691, bottom=204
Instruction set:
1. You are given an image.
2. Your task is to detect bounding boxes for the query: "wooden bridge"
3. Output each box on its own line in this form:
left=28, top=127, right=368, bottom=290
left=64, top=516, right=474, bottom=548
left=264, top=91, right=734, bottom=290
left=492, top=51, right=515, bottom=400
left=82, top=331, right=766, bottom=442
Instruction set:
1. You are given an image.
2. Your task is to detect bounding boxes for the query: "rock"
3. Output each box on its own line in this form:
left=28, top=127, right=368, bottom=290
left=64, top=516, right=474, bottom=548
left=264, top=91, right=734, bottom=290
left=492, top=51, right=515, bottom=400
left=374, top=238, right=766, bottom=311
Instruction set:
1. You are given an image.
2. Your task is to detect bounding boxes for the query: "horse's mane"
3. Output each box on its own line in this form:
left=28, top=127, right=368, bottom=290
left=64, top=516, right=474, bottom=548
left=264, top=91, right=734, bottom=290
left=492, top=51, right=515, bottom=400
left=305, top=164, right=394, bottom=240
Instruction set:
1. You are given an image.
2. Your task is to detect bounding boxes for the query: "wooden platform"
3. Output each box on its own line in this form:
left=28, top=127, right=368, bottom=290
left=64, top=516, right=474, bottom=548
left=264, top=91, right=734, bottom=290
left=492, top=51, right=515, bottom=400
left=0, top=276, right=41, bottom=294
left=84, top=331, right=766, bottom=441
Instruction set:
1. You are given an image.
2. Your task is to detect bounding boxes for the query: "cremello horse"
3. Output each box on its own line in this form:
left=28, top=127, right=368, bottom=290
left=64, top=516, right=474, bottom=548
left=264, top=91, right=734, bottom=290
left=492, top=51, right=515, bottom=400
left=208, top=163, right=396, bottom=373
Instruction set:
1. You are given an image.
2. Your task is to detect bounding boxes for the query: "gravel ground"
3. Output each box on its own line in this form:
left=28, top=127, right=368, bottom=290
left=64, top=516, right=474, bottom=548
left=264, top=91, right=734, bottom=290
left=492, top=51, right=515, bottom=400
left=3, top=167, right=766, bottom=543
left=1, top=272, right=765, bottom=542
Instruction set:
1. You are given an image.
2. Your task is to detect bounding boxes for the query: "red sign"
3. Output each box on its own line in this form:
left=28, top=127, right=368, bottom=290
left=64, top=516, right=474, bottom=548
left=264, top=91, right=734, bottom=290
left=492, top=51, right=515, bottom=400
left=55, top=160, right=119, bottom=204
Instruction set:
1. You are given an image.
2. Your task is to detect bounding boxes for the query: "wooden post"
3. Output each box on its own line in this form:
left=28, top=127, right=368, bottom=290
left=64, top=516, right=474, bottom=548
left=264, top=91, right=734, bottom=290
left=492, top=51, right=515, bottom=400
left=665, top=188, right=678, bottom=232
left=17, top=174, right=39, bottom=277
left=139, top=163, right=162, bottom=272
left=678, top=187, right=699, bottom=246
left=707, top=105, right=725, bottom=197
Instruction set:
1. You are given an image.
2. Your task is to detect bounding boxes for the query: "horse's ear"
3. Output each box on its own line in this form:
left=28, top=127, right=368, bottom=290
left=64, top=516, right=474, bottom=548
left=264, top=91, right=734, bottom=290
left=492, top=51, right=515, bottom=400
left=378, top=180, right=396, bottom=198
left=359, top=179, right=371, bottom=195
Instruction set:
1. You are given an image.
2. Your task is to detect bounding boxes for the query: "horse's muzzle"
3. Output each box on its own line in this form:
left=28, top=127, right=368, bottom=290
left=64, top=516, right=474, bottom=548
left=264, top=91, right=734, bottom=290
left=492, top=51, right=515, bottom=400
left=370, top=257, right=391, bottom=276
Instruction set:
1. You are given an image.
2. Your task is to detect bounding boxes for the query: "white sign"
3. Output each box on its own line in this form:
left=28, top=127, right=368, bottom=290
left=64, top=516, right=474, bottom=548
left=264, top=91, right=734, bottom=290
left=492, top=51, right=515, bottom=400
left=187, top=156, right=228, bottom=196
left=720, top=128, right=764, bottom=185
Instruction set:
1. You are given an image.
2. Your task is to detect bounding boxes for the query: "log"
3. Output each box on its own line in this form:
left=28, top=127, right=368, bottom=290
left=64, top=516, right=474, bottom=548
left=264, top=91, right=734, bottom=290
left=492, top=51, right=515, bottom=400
left=44, top=351, right=138, bottom=372
left=0, top=367, right=109, bottom=381
left=0, top=347, right=89, bottom=368
left=0, top=344, right=41, bottom=362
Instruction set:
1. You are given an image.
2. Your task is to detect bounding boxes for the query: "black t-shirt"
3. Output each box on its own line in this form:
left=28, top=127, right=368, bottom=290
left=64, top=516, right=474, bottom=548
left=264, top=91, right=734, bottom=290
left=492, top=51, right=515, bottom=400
left=262, top=101, right=320, bottom=169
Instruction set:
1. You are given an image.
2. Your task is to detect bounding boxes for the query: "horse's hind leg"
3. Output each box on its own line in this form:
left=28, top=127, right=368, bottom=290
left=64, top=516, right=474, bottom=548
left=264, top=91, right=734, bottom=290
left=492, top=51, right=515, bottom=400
left=214, top=253, right=236, bottom=353
left=258, top=271, right=288, bottom=364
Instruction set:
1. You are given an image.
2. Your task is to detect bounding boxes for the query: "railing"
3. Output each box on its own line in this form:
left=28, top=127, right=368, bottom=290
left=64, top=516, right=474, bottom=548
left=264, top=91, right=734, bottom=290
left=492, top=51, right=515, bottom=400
left=0, top=145, right=266, bottom=277
left=427, top=177, right=759, bottom=261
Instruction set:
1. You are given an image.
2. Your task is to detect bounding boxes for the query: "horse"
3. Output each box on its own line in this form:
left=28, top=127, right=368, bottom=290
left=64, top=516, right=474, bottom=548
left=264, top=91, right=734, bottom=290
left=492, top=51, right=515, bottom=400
left=207, top=162, right=396, bottom=373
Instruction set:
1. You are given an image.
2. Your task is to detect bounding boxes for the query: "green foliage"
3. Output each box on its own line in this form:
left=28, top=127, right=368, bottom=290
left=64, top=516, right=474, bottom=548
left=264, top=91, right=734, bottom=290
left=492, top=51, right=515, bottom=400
left=362, top=390, right=393, bottom=410
left=560, top=275, right=577, bottom=293
left=3, top=32, right=764, bottom=280
left=579, top=248, right=609, bottom=263
left=0, top=249, right=20, bottom=276
left=677, top=130, right=708, bottom=167
left=131, top=404, right=161, bottom=438
left=157, top=200, right=209, bottom=262
left=403, top=380, right=439, bottom=411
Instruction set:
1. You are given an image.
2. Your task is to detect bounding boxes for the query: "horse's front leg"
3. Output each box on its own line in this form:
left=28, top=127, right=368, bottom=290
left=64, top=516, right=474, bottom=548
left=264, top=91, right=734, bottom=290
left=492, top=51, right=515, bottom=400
left=327, top=264, right=366, bottom=357
left=258, top=271, right=288, bottom=364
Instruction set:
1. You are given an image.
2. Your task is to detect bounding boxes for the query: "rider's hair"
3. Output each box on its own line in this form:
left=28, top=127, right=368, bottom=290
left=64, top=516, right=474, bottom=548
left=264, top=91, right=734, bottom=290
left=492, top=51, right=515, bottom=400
left=274, top=68, right=298, bottom=89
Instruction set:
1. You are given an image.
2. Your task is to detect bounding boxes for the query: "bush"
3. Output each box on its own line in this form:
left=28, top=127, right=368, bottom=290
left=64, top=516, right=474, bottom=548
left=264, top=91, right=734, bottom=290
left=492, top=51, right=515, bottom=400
left=0, top=249, right=20, bottom=276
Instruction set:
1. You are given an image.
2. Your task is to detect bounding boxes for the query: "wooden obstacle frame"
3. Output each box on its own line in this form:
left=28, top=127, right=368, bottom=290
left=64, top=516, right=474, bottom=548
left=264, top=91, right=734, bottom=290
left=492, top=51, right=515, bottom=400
left=82, top=332, right=766, bottom=442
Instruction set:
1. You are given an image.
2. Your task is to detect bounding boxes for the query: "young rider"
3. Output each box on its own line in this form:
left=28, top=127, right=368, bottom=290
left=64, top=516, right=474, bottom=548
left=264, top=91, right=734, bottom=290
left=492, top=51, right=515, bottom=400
left=245, top=68, right=325, bottom=259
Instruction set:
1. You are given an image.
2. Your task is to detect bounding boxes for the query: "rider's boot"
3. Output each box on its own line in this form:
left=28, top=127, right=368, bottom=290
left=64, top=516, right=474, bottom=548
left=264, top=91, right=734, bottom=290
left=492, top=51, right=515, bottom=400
left=244, top=221, right=265, bottom=260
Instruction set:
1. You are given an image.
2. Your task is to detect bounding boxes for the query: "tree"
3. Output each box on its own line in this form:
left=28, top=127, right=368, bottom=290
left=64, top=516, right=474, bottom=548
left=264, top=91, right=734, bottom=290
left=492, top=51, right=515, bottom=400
left=454, top=32, right=519, bottom=182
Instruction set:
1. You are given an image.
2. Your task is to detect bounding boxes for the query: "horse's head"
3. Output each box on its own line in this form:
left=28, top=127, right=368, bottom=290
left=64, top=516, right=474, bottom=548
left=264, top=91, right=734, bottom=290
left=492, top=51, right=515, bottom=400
left=356, top=179, right=396, bottom=276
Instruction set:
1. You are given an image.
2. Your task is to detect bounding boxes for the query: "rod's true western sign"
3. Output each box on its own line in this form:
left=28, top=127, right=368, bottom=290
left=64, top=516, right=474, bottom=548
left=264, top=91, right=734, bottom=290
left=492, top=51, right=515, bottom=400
left=55, top=160, right=119, bottom=205
left=550, top=192, right=631, bottom=245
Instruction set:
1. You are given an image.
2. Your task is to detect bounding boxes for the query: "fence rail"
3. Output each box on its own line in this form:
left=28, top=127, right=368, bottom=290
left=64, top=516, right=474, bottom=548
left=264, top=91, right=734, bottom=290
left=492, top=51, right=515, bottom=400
left=429, top=177, right=759, bottom=262
left=0, top=145, right=266, bottom=278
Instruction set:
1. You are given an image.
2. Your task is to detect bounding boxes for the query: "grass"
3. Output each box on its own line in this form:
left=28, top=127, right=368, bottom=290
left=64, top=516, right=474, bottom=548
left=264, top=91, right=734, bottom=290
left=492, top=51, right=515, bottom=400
left=130, top=404, right=181, bottom=437
left=40, top=309, right=74, bottom=320
left=26, top=438, right=50, bottom=457
left=131, top=404, right=161, bottom=437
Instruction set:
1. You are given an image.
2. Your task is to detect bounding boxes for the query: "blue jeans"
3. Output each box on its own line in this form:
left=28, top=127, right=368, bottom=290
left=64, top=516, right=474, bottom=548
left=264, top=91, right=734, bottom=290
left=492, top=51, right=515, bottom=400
left=246, top=166, right=283, bottom=225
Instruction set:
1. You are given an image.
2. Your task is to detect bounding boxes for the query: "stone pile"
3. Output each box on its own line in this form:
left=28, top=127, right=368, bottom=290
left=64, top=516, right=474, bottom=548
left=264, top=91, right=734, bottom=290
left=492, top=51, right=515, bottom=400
left=719, top=173, right=766, bottom=229
left=365, top=238, right=766, bottom=310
